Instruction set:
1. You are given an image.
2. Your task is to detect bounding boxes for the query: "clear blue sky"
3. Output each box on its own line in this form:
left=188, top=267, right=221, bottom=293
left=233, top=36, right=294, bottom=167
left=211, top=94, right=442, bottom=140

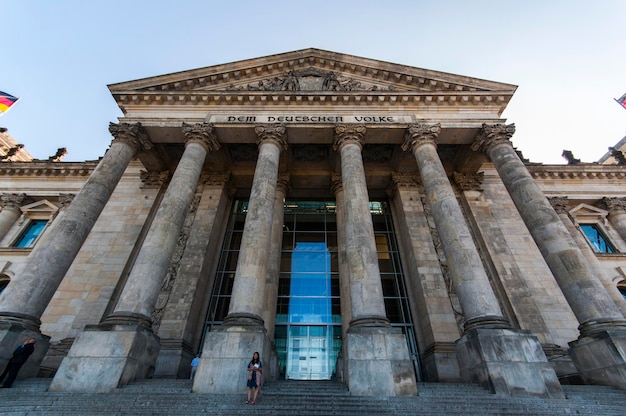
left=3, top=0, right=625, bottom=163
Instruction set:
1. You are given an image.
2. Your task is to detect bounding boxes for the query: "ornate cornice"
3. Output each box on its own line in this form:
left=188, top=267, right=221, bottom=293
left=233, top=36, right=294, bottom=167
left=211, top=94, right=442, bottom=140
left=0, top=162, right=96, bottom=177
left=112, top=90, right=511, bottom=108
left=528, top=166, right=626, bottom=180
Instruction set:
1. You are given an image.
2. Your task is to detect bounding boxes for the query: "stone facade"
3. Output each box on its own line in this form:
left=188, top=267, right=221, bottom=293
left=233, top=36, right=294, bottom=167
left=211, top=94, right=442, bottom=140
left=0, top=49, right=625, bottom=395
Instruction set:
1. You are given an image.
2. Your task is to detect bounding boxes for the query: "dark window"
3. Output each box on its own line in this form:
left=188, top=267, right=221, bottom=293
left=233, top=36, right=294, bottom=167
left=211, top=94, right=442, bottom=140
left=13, top=220, right=47, bottom=248
left=580, top=224, right=616, bottom=253
left=618, top=281, right=626, bottom=300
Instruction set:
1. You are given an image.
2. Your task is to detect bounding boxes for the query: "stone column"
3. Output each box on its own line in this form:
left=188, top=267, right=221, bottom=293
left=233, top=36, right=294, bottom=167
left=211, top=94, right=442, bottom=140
left=0, top=122, right=146, bottom=378
left=49, top=123, right=218, bottom=392
left=263, top=173, right=288, bottom=381
left=330, top=174, right=352, bottom=384
left=0, top=193, right=26, bottom=241
left=550, top=197, right=626, bottom=316
left=334, top=125, right=417, bottom=396
left=330, top=174, right=352, bottom=338
left=405, top=123, right=563, bottom=397
left=602, top=197, right=626, bottom=245
left=194, top=124, right=286, bottom=394
left=263, top=173, right=289, bottom=341
left=473, top=123, right=626, bottom=390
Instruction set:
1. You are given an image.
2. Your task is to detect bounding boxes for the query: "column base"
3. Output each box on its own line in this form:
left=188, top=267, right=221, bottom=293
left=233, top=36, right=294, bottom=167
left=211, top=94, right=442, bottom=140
left=192, top=323, right=270, bottom=394
left=345, top=325, right=417, bottom=396
left=420, top=342, right=461, bottom=382
left=569, top=327, right=626, bottom=390
left=455, top=328, right=564, bottom=398
left=48, top=324, right=160, bottom=392
left=153, top=339, right=194, bottom=379
left=0, top=317, right=50, bottom=380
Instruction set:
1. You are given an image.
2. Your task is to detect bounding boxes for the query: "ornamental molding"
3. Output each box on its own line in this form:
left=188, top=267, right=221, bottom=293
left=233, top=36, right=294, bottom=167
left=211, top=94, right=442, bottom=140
left=528, top=166, right=626, bottom=180
left=109, top=49, right=515, bottom=111
left=0, top=163, right=96, bottom=177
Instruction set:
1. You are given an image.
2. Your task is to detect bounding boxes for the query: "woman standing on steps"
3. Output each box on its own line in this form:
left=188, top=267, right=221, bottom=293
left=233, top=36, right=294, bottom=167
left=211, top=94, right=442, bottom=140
left=245, top=351, right=262, bottom=404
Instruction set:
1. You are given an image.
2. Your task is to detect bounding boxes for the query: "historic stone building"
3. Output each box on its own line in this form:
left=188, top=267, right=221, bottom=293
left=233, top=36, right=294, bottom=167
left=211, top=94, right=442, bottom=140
left=0, top=49, right=625, bottom=397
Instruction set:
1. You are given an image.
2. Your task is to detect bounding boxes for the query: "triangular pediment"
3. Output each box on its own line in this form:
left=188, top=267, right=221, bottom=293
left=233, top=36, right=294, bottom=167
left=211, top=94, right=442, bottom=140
left=109, top=48, right=516, bottom=110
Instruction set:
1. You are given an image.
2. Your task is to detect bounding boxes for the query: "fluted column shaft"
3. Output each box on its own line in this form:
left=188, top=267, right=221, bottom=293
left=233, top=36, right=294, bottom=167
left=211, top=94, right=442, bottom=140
left=403, top=124, right=506, bottom=329
left=333, top=125, right=388, bottom=326
left=227, top=124, right=286, bottom=325
left=0, top=123, right=145, bottom=330
left=263, top=174, right=289, bottom=340
left=473, top=124, right=626, bottom=334
left=550, top=197, right=626, bottom=316
left=108, top=123, right=219, bottom=326
left=603, top=197, right=626, bottom=243
left=0, top=194, right=26, bottom=241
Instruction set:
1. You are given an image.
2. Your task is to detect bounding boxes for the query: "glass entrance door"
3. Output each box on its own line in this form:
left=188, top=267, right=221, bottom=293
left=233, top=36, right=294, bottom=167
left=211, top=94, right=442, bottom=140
left=287, top=325, right=330, bottom=380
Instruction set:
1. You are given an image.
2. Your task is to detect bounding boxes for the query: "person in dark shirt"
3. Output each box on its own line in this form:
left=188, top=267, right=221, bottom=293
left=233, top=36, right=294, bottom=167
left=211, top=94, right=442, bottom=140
left=0, top=338, right=36, bottom=388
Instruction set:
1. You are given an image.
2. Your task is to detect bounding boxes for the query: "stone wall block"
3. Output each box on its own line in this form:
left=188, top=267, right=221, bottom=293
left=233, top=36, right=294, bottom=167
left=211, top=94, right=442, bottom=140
left=49, top=325, right=160, bottom=392
left=345, top=327, right=417, bottom=396
left=193, top=325, right=271, bottom=394
left=569, top=330, right=626, bottom=390
left=456, top=328, right=564, bottom=398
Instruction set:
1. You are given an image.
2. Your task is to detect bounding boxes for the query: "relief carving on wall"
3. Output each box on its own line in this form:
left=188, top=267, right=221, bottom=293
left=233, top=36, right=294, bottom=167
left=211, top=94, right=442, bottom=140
left=231, top=68, right=396, bottom=92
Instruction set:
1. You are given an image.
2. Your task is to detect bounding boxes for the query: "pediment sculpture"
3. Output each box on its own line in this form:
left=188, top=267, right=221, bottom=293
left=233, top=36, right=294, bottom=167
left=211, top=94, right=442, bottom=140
left=230, top=68, right=396, bottom=92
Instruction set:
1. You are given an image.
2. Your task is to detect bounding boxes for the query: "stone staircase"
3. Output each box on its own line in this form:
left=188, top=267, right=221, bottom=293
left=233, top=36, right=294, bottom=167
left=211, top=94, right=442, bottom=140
left=0, top=378, right=624, bottom=415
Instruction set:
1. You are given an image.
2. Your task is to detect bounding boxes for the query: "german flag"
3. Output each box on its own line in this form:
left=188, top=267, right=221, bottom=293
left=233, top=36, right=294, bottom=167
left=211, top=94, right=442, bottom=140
left=0, top=91, right=19, bottom=114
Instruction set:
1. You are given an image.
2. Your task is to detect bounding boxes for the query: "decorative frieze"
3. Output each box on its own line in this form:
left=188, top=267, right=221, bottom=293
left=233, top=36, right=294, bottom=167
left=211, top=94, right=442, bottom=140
left=292, top=145, right=329, bottom=162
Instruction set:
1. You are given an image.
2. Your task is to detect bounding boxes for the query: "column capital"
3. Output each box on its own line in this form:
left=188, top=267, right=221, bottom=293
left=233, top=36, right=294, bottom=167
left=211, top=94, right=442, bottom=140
left=391, top=171, right=420, bottom=188
left=140, top=170, right=170, bottom=189
left=58, top=193, right=75, bottom=209
left=548, top=196, right=569, bottom=214
left=330, top=173, right=343, bottom=195
left=402, top=123, right=441, bottom=152
left=182, top=122, right=221, bottom=152
left=108, top=122, right=151, bottom=154
left=471, top=123, right=516, bottom=154
left=452, top=172, right=484, bottom=191
left=1, top=193, right=27, bottom=210
left=276, top=173, right=291, bottom=194
left=601, top=197, right=626, bottom=214
left=333, top=124, right=366, bottom=151
left=254, top=123, right=287, bottom=150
